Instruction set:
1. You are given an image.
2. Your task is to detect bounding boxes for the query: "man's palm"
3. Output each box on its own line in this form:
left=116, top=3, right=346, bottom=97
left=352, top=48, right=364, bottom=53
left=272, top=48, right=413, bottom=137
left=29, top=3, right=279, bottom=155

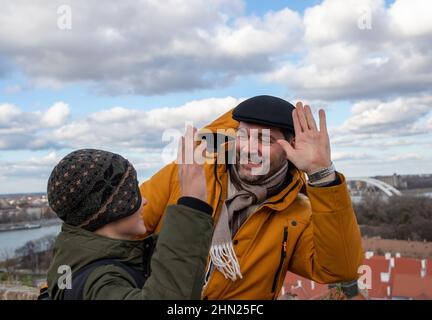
left=277, top=102, right=332, bottom=175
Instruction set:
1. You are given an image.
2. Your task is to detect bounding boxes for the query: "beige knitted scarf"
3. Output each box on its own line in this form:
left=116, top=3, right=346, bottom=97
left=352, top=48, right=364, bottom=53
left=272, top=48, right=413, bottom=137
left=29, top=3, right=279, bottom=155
left=209, top=161, right=289, bottom=281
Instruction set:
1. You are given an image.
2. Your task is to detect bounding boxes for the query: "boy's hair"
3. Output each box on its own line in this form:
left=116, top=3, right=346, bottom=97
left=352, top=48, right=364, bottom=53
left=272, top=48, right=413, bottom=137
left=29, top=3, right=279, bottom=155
left=47, top=149, right=141, bottom=231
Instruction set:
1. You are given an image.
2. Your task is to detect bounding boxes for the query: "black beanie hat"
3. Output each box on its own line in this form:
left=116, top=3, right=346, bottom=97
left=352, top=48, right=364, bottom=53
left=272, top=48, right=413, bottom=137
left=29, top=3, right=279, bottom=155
left=232, top=95, right=296, bottom=134
left=47, top=149, right=142, bottom=231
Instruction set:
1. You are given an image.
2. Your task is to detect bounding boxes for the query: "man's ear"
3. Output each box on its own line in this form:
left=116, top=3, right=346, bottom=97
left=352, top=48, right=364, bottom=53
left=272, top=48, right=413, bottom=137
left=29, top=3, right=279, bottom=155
left=290, top=137, right=296, bottom=149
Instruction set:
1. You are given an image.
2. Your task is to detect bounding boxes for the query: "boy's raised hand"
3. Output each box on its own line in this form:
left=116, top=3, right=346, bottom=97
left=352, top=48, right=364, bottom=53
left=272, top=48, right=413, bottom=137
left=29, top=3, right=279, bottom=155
left=176, top=125, right=208, bottom=202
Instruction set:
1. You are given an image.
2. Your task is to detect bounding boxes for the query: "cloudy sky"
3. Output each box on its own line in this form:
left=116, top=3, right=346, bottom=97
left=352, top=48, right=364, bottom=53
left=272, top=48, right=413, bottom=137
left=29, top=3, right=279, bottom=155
left=0, top=0, right=431, bottom=194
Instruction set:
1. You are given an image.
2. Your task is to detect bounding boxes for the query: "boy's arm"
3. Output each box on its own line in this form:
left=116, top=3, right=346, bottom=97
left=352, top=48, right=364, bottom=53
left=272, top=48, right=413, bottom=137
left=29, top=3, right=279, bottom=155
left=84, top=198, right=213, bottom=300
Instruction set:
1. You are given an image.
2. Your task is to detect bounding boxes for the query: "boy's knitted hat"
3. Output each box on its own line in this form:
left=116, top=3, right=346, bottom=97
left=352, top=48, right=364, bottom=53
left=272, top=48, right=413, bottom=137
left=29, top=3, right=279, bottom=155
left=47, top=149, right=142, bottom=231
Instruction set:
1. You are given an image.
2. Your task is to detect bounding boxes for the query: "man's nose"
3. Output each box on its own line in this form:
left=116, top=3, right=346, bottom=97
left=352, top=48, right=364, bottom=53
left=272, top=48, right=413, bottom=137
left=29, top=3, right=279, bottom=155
left=248, top=136, right=260, bottom=155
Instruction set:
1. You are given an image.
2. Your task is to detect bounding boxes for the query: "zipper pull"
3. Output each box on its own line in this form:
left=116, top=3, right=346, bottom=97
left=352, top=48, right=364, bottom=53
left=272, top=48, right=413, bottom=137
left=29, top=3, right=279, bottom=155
left=282, top=226, right=288, bottom=257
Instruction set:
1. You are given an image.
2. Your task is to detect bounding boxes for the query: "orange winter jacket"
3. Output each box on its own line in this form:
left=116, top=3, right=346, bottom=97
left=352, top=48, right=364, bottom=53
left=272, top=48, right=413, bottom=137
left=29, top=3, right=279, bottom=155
left=139, top=109, right=364, bottom=300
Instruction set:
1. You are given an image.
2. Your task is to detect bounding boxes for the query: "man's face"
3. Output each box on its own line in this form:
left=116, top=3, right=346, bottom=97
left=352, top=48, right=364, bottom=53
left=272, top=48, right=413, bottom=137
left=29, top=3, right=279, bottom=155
left=235, top=121, right=294, bottom=184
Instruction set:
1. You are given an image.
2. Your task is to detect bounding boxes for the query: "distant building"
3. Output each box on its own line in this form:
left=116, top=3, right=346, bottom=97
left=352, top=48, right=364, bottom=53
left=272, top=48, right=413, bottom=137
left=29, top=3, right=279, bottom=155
left=374, top=174, right=407, bottom=190
left=374, top=173, right=432, bottom=190
left=278, top=253, right=432, bottom=300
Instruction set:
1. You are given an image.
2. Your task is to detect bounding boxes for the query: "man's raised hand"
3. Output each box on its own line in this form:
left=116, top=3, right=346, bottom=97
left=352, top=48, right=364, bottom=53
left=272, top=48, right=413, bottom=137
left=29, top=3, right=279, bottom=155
left=277, top=102, right=333, bottom=176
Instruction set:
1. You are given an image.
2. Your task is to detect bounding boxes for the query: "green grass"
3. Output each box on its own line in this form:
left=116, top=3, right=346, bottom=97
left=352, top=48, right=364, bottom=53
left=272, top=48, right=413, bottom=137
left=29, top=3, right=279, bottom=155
left=0, top=271, right=8, bottom=282
left=0, top=271, right=44, bottom=287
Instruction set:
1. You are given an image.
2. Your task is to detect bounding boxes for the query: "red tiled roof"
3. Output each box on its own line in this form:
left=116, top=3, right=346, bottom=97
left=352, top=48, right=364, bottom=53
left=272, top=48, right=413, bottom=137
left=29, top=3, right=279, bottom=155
left=283, top=272, right=300, bottom=288
left=362, top=257, right=391, bottom=299
left=426, top=259, right=432, bottom=276
left=284, top=281, right=328, bottom=300
left=392, top=257, right=422, bottom=276
left=392, top=274, right=432, bottom=300
left=363, top=256, right=390, bottom=275
left=280, top=255, right=431, bottom=300
left=282, top=272, right=328, bottom=300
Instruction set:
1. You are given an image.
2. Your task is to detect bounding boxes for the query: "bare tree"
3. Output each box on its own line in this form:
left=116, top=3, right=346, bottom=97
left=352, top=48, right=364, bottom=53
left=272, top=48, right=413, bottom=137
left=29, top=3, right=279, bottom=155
left=1, top=248, right=17, bottom=281
left=354, top=194, right=432, bottom=241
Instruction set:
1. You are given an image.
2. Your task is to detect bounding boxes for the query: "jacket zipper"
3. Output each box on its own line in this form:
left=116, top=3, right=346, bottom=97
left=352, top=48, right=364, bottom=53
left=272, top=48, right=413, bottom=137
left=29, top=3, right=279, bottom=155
left=204, top=159, right=223, bottom=286
left=271, top=226, right=288, bottom=293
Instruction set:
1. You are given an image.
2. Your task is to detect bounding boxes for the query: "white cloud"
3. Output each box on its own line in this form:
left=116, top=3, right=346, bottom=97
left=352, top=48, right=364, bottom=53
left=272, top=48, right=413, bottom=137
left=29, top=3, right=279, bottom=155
left=0, top=104, right=22, bottom=126
left=41, top=102, right=70, bottom=128
left=388, top=153, right=424, bottom=161
left=0, top=97, right=240, bottom=151
left=0, top=152, right=61, bottom=178
left=0, top=0, right=302, bottom=95
left=1, top=0, right=431, bottom=100
left=54, top=96, right=240, bottom=149
left=336, top=95, right=432, bottom=135
left=332, top=151, right=373, bottom=161
left=388, top=0, right=432, bottom=37
left=0, top=101, right=70, bottom=150
left=214, top=8, right=303, bottom=57
left=265, top=0, right=432, bottom=100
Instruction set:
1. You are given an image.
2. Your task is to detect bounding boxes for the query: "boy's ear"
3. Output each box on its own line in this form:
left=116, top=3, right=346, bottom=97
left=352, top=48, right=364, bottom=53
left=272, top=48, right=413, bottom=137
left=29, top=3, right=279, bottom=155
left=290, top=138, right=296, bottom=149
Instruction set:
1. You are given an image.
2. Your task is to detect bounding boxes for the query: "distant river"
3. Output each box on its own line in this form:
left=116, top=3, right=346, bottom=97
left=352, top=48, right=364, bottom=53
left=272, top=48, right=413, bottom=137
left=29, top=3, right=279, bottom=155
left=0, top=224, right=61, bottom=258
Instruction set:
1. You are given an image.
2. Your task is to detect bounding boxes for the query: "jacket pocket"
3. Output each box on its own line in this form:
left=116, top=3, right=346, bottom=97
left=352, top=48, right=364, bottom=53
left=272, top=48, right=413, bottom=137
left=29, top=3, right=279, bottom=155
left=271, top=226, right=288, bottom=294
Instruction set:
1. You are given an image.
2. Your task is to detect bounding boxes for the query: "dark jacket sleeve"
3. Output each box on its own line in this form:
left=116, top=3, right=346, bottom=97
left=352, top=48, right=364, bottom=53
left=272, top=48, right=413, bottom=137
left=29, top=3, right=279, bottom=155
left=83, top=199, right=214, bottom=300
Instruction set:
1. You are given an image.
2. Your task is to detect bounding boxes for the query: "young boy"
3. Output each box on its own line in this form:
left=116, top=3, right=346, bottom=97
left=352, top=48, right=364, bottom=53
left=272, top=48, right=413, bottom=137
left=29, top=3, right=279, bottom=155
left=46, top=143, right=213, bottom=299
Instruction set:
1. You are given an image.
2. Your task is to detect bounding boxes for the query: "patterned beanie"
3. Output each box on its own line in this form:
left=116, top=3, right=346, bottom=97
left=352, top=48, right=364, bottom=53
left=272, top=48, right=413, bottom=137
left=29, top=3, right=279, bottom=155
left=47, top=149, right=142, bottom=231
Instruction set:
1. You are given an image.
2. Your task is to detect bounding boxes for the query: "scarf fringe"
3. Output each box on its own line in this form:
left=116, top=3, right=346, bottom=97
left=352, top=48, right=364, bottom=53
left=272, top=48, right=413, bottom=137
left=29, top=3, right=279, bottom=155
left=210, top=243, right=243, bottom=281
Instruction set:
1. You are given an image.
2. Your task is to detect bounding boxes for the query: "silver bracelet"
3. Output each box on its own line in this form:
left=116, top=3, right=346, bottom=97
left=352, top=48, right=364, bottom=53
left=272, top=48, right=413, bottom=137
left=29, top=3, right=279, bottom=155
left=307, top=162, right=335, bottom=183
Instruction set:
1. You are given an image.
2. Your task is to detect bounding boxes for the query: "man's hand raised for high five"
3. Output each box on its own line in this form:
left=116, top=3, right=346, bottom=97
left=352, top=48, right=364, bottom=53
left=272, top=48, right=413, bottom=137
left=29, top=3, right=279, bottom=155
left=276, top=102, right=335, bottom=181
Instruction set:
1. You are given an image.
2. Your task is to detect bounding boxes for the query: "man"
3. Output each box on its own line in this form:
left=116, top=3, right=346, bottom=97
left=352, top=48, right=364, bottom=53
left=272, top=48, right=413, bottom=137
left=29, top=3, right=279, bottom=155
left=140, top=95, right=363, bottom=300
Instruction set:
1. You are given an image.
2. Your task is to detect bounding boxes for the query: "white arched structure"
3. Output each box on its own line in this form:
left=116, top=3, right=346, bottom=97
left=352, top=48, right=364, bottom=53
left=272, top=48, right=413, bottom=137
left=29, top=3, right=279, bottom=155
left=346, top=177, right=402, bottom=197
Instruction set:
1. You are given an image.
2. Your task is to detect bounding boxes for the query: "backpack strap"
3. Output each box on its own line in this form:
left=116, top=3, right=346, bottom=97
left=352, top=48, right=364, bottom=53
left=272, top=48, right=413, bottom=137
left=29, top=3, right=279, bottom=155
left=37, top=286, right=50, bottom=300
left=62, top=259, right=146, bottom=300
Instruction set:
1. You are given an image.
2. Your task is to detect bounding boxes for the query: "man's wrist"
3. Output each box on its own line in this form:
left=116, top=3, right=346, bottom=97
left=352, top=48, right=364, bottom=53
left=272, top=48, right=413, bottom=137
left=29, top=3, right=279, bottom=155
left=180, top=189, right=207, bottom=203
left=308, top=172, right=338, bottom=187
left=307, top=162, right=336, bottom=183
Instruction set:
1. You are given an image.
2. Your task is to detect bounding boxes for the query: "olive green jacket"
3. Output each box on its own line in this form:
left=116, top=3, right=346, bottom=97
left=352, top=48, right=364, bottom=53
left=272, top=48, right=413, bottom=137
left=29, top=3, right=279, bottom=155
left=47, top=203, right=213, bottom=299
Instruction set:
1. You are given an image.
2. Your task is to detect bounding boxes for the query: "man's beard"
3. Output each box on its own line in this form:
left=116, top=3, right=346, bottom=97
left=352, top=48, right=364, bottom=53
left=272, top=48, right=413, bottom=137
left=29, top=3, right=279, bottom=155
left=235, top=152, right=287, bottom=184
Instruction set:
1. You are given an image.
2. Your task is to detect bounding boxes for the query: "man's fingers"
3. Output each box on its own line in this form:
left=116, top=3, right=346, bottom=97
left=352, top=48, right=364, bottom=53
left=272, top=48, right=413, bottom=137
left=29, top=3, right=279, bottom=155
left=176, top=136, right=185, bottom=164
left=319, top=109, right=327, bottom=133
left=194, top=139, right=208, bottom=165
left=183, top=125, right=197, bottom=164
left=304, top=105, right=317, bottom=131
left=185, top=125, right=194, bottom=140
left=292, top=109, right=302, bottom=136
left=295, top=101, right=309, bottom=131
left=276, top=139, right=295, bottom=160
